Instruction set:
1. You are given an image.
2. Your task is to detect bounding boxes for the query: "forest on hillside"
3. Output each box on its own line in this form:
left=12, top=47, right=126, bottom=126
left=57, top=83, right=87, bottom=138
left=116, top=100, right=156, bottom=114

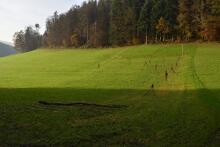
left=13, top=0, right=220, bottom=52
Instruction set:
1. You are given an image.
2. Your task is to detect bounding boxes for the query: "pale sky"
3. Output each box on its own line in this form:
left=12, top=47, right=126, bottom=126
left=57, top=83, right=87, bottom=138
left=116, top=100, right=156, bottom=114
left=0, top=0, right=85, bottom=43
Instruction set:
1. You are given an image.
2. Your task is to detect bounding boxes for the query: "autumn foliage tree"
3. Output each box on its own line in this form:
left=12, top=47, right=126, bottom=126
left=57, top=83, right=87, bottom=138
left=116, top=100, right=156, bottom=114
left=156, top=17, right=169, bottom=42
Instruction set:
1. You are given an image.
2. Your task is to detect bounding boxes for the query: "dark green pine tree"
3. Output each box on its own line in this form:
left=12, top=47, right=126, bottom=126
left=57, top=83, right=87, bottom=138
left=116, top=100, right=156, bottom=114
left=97, top=0, right=111, bottom=46
left=64, top=6, right=80, bottom=47
left=85, top=0, right=98, bottom=47
left=164, top=0, right=179, bottom=41
left=110, top=0, right=134, bottom=45
left=138, top=0, right=154, bottom=43
left=129, top=0, right=145, bottom=44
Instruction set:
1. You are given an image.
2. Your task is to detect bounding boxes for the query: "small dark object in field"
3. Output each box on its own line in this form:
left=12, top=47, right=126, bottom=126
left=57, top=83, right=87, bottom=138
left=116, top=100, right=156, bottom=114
left=98, top=64, right=100, bottom=69
left=171, top=66, right=175, bottom=73
left=145, top=61, right=148, bottom=65
left=38, top=101, right=127, bottom=109
left=165, top=70, right=168, bottom=81
left=143, top=84, right=155, bottom=96
left=151, top=84, right=154, bottom=89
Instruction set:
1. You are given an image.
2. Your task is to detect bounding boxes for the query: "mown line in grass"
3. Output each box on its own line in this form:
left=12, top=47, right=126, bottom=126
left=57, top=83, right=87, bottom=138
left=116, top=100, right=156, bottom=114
left=186, top=44, right=220, bottom=146
left=143, top=44, right=184, bottom=94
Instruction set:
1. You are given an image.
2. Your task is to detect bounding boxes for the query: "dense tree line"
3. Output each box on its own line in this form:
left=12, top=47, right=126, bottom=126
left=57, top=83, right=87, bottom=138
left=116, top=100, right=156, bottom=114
left=14, top=0, right=220, bottom=51
left=13, top=24, right=42, bottom=52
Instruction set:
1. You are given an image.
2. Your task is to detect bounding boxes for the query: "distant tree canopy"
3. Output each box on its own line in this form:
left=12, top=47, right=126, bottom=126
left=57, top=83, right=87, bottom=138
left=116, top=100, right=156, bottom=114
left=14, top=0, right=220, bottom=51
left=13, top=25, right=42, bottom=52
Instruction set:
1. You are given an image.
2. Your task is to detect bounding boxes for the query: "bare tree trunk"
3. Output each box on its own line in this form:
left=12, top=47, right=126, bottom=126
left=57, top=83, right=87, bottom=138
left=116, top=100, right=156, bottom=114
left=146, top=31, right=148, bottom=44
left=87, top=23, right=89, bottom=44
left=94, top=21, right=97, bottom=46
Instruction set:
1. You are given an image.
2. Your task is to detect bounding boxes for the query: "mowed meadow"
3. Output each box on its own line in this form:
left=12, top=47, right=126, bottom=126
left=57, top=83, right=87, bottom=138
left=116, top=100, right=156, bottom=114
left=0, top=43, right=220, bottom=146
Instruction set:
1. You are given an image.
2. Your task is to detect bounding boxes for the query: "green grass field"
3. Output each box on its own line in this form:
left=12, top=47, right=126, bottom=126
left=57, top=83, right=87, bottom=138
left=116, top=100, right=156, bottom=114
left=0, top=43, right=220, bottom=146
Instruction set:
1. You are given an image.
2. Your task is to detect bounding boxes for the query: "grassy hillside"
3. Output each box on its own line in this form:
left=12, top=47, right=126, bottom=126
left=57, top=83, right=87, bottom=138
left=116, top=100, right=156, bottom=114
left=0, top=43, right=220, bottom=146
left=0, top=42, right=16, bottom=57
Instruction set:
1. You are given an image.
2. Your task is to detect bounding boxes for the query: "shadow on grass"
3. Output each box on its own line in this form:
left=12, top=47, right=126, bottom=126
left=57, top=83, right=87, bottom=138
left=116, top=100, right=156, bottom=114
left=0, top=88, right=220, bottom=146
left=0, top=88, right=220, bottom=110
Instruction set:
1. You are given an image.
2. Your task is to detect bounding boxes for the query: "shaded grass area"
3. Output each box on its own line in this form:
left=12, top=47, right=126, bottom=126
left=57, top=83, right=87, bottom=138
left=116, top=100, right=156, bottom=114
left=1, top=88, right=220, bottom=146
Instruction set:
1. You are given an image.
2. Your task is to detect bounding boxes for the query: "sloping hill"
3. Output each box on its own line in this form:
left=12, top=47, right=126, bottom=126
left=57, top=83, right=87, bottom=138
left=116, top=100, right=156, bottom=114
left=0, top=42, right=17, bottom=57
left=0, top=43, right=219, bottom=146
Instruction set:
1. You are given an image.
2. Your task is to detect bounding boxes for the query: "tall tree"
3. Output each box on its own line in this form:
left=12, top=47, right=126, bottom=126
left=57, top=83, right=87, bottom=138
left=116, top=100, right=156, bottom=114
left=110, top=0, right=134, bottom=45
left=97, top=0, right=111, bottom=46
left=13, top=26, right=42, bottom=52
left=138, top=0, right=153, bottom=43
left=81, top=0, right=98, bottom=46
left=13, top=31, right=25, bottom=52
left=45, top=11, right=60, bottom=47
left=177, top=0, right=194, bottom=40
left=156, top=17, right=169, bottom=42
left=129, top=0, right=145, bottom=44
left=164, top=0, right=179, bottom=41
